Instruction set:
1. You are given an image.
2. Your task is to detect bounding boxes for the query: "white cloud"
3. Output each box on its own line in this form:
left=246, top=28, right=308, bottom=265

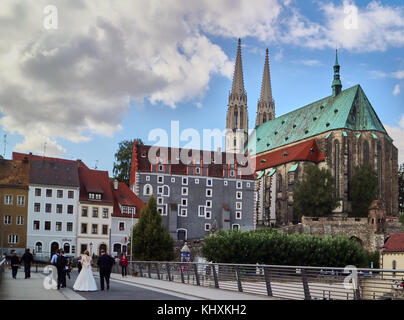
left=385, top=114, right=404, bottom=165
left=393, top=84, right=401, bottom=96
left=294, top=59, right=323, bottom=67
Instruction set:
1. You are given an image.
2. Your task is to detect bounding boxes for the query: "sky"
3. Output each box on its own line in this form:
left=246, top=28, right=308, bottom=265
left=0, top=0, right=403, bottom=175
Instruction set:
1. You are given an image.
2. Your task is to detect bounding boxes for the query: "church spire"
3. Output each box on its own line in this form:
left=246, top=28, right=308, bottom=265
left=332, top=49, right=342, bottom=97
left=255, top=48, right=275, bottom=127
left=231, top=38, right=245, bottom=96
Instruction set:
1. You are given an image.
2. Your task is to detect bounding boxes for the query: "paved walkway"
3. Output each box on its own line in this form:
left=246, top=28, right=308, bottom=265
left=0, top=267, right=276, bottom=300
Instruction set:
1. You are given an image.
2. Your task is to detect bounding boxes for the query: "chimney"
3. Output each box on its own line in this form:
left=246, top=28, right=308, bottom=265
left=113, top=179, right=118, bottom=190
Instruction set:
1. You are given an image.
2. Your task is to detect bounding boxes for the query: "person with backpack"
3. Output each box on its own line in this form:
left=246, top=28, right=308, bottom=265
left=55, top=249, right=67, bottom=289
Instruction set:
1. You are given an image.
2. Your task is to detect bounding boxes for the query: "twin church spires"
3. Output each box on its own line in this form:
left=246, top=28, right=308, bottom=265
left=225, top=39, right=274, bottom=153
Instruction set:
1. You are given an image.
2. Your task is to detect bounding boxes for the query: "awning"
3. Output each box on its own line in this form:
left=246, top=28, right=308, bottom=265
left=289, top=164, right=299, bottom=172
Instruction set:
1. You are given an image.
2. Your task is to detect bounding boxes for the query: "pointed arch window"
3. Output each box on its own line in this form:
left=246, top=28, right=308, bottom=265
left=263, top=113, right=267, bottom=123
left=240, top=110, right=243, bottom=128
left=363, top=141, right=369, bottom=164
left=334, top=140, right=340, bottom=199
left=234, top=110, right=238, bottom=127
left=377, top=143, right=382, bottom=199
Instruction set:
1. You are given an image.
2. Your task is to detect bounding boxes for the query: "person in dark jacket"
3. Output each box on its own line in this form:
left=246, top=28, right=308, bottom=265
left=119, top=253, right=128, bottom=277
left=55, top=249, right=68, bottom=289
left=97, top=250, right=115, bottom=290
left=21, top=248, right=34, bottom=279
left=10, top=251, right=20, bottom=279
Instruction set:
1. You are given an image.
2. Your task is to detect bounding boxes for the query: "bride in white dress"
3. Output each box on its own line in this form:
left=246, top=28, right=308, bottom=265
left=73, top=250, right=98, bottom=291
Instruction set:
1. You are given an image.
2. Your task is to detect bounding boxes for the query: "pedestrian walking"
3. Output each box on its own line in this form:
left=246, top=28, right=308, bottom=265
left=10, top=251, right=20, bottom=279
left=97, top=250, right=115, bottom=290
left=119, top=253, right=128, bottom=277
left=21, top=248, right=34, bottom=279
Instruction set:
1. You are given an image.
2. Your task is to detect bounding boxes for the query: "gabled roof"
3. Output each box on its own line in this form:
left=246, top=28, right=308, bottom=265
left=29, top=158, right=80, bottom=187
left=247, top=85, right=390, bottom=155
left=78, top=162, right=113, bottom=204
left=13, top=152, right=89, bottom=169
left=111, top=181, right=146, bottom=218
left=383, top=233, right=404, bottom=253
left=255, top=139, right=325, bottom=172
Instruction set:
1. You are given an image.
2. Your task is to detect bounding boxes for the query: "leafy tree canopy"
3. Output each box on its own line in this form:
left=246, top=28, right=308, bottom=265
left=113, top=138, right=143, bottom=186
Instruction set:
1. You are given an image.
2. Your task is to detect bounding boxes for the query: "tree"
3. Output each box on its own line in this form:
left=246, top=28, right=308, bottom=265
left=350, top=163, right=378, bottom=217
left=131, top=196, right=175, bottom=261
left=112, top=138, right=143, bottom=186
left=399, top=164, right=404, bottom=215
left=293, top=164, right=338, bottom=217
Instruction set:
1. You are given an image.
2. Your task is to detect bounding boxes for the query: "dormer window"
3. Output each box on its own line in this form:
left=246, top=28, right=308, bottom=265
left=89, top=193, right=102, bottom=200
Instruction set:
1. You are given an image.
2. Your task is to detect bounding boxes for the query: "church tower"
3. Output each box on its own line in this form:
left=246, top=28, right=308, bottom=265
left=255, top=48, right=275, bottom=127
left=225, top=39, right=249, bottom=154
left=332, top=49, right=342, bottom=97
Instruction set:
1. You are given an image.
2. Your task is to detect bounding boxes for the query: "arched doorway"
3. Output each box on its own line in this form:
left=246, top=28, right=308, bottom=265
left=350, top=236, right=363, bottom=247
left=99, top=243, right=107, bottom=255
left=50, top=242, right=59, bottom=256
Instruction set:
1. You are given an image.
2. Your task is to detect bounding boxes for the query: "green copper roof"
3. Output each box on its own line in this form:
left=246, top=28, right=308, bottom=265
left=247, top=84, right=390, bottom=156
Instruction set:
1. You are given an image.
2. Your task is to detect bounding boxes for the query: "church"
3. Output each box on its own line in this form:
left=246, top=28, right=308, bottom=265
left=225, top=39, right=399, bottom=227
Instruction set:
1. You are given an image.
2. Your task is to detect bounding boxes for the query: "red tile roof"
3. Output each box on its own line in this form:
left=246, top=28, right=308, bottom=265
left=111, top=181, right=146, bottom=218
left=383, top=233, right=404, bottom=253
left=254, top=139, right=325, bottom=172
left=13, top=152, right=89, bottom=169
left=78, top=161, right=113, bottom=204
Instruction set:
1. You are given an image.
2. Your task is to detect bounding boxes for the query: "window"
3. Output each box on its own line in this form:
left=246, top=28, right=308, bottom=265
left=67, top=222, right=73, bottom=232
left=92, top=224, right=98, bottom=234
left=68, top=191, right=74, bottom=199
left=81, top=223, right=88, bottom=234
left=182, top=187, right=188, bottom=196
left=102, top=208, right=109, bottom=218
left=162, top=185, right=170, bottom=197
left=247, top=182, right=251, bottom=188
left=57, top=190, right=63, bottom=198
left=17, top=195, right=25, bottom=206
left=67, top=205, right=74, bottom=214
left=46, top=203, right=52, bottom=213
left=195, top=167, right=200, bottom=175
left=236, top=202, right=242, bottom=210
left=234, top=138, right=237, bottom=147
left=230, top=170, right=235, bottom=177
left=232, top=224, right=240, bottom=231
left=206, top=200, right=212, bottom=208
left=146, top=176, right=150, bottom=181
left=33, top=221, right=40, bottom=230
left=171, top=177, right=175, bottom=183
left=157, top=197, right=164, bottom=205
left=17, top=216, right=23, bottom=225
left=56, top=222, right=62, bottom=231
left=205, top=211, right=211, bottom=219
left=207, top=178, right=212, bottom=187
left=89, top=193, right=95, bottom=200
left=205, top=224, right=211, bottom=231
left=46, top=189, right=52, bottom=197
left=206, top=189, right=212, bottom=197
left=236, top=191, right=242, bottom=200
left=95, top=193, right=102, bottom=200
left=80, top=244, right=88, bottom=254
left=35, top=188, right=41, bottom=196
left=177, top=229, right=187, bottom=241
left=143, top=184, right=153, bottom=196
left=236, top=181, right=242, bottom=189
left=45, top=221, right=51, bottom=231
left=119, top=222, right=125, bottom=231
left=158, top=164, right=164, bottom=172
left=92, top=207, right=99, bottom=218
left=195, top=178, right=199, bottom=184
left=4, top=216, right=11, bottom=224
left=128, top=207, right=135, bottom=215
left=157, top=186, right=163, bottom=195
left=158, top=175, right=164, bottom=184
left=236, top=211, right=242, bottom=219
left=334, top=140, right=340, bottom=199
left=182, top=198, right=188, bottom=206
left=157, top=204, right=167, bottom=216
left=182, top=177, right=188, bottom=185
left=34, top=203, right=41, bottom=212
left=35, top=242, right=42, bottom=253
left=102, top=225, right=108, bottom=235
left=179, top=208, right=187, bottom=217
left=82, top=206, right=88, bottom=217
left=122, top=206, right=129, bottom=214
left=224, top=181, right=228, bottom=186
left=56, top=204, right=63, bottom=214
left=363, top=140, right=369, bottom=164
left=64, top=243, right=70, bottom=254
left=8, top=235, right=18, bottom=244
left=4, top=195, right=12, bottom=205
left=198, top=206, right=205, bottom=217
left=72, top=246, right=76, bottom=254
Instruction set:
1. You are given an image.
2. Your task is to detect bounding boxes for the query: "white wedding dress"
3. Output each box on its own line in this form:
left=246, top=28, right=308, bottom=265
left=73, top=255, right=98, bottom=291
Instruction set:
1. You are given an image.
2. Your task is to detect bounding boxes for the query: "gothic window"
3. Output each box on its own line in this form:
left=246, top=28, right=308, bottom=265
left=334, top=140, right=340, bottom=199
left=234, top=110, right=238, bottom=127
left=377, top=143, right=382, bottom=199
left=240, top=111, right=244, bottom=128
left=347, top=141, right=352, bottom=201
left=363, top=140, right=369, bottom=164
left=263, top=113, right=267, bottom=123
left=276, top=174, right=283, bottom=193
left=234, top=138, right=237, bottom=147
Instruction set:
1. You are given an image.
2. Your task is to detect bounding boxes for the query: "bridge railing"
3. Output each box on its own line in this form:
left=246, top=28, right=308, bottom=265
left=112, top=261, right=404, bottom=300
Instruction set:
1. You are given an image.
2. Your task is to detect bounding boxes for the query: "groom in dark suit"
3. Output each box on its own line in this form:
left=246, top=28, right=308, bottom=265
left=97, top=250, right=115, bottom=290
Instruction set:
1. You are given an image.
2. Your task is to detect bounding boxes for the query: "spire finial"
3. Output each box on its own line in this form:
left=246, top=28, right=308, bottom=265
left=332, top=49, right=342, bottom=97
left=231, top=38, right=245, bottom=96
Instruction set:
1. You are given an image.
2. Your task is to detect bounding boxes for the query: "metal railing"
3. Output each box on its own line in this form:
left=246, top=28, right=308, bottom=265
left=112, top=261, right=404, bottom=300
left=0, top=258, right=6, bottom=287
